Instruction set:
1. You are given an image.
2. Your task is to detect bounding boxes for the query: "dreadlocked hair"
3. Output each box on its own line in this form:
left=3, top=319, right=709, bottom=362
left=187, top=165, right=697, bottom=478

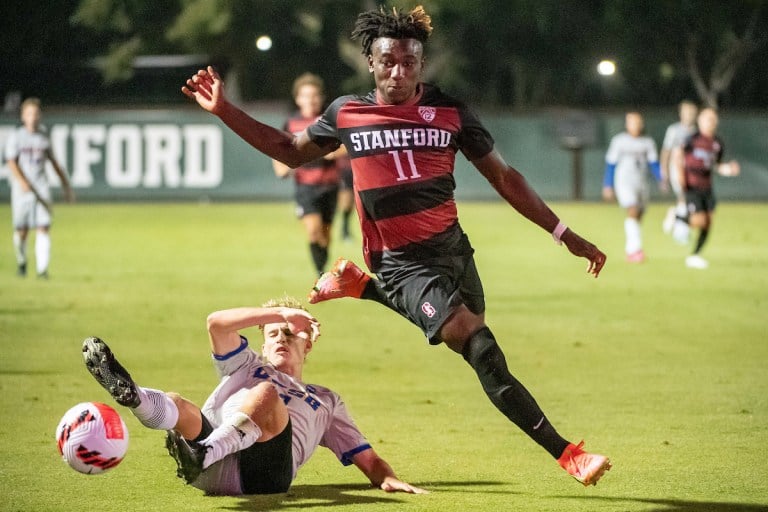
left=351, top=5, right=433, bottom=56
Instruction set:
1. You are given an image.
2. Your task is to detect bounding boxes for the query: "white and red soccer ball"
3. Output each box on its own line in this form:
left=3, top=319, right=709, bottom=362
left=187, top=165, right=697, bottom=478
left=56, top=402, right=129, bottom=474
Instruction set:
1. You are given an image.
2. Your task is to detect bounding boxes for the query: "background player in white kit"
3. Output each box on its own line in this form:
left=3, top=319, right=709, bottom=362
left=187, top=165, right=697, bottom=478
left=661, top=100, right=698, bottom=244
left=83, top=298, right=425, bottom=496
left=602, top=111, right=663, bottom=263
left=4, top=97, right=74, bottom=278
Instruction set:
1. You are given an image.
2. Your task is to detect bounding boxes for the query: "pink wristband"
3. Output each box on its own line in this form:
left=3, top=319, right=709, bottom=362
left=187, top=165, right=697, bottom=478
left=552, top=221, right=567, bottom=245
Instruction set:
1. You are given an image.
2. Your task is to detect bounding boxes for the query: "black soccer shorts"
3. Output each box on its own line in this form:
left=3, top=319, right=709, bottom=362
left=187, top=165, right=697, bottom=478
left=197, top=414, right=293, bottom=494
left=294, top=183, right=339, bottom=225
left=377, top=252, right=486, bottom=345
left=686, top=187, right=717, bottom=214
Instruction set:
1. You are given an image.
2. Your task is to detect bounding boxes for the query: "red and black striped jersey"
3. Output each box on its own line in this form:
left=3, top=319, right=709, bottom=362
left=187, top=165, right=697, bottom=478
left=683, top=132, right=724, bottom=190
left=284, top=114, right=340, bottom=186
left=306, top=83, right=494, bottom=271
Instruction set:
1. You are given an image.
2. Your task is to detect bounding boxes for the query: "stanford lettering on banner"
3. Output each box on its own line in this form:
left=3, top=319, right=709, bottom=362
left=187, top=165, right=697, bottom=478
left=48, top=123, right=223, bottom=189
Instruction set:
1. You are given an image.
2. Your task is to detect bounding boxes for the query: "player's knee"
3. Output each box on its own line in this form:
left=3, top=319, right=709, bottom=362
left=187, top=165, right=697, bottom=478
left=461, top=327, right=498, bottom=366
left=440, top=307, right=485, bottom=352
left=165, top=392, right=202, bottom=435
left=165, top=391, right=186, bottom=410
left=244, top=383, right=289, bottom=436
left=244, top=382, right=281, bottom=412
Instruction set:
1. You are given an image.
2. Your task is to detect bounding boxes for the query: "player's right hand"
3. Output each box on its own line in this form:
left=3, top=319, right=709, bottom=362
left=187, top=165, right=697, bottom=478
left=182, top=66, right=226, bottom=115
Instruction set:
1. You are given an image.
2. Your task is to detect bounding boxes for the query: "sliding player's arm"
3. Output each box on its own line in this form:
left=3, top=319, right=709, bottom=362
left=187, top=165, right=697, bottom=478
left=352, top=448, right=427, bottom=494
left=206, top=307, right=318, bottom=356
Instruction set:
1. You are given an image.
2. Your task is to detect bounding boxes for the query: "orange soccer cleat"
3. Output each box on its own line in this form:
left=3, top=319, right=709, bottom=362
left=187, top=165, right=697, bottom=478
left=557, top=441, right=612, bottom=486
left=309, top=258, right=370, bottom=304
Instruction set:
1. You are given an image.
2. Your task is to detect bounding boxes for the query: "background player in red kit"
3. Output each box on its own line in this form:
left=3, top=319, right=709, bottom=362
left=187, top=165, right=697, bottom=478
left=273, top=73, right=341, bottom=275
left=183, top=5, right=610, bottom=487
left=672, top=107, right=740, bottom=269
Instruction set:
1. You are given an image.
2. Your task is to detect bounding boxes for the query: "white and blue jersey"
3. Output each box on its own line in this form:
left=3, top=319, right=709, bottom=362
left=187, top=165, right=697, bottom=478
left=604, top=132, right=661, bottom=208
left=199, top=336, right=370, bottom=486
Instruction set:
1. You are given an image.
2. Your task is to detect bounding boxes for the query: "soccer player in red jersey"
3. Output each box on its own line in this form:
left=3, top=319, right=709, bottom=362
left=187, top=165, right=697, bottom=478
left=672, top=108, right=740, bottom=269
left=273, top=73, right=341, bottom=276
left=183, top=6, right=610, bottom=486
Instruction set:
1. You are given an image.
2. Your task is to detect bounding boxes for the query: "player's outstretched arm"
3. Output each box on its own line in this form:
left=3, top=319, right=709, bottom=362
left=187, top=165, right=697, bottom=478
left=352, top=448, right=428, bottom=494
left=472, top=149, right=558, bottom=227
left=182, top=66, right=331, bottom=168
left=472, top=149, right=606, bottom=277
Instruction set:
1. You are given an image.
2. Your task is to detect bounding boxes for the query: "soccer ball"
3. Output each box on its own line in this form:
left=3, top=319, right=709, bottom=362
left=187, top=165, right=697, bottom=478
left=56, top=402, right=129, bottom=474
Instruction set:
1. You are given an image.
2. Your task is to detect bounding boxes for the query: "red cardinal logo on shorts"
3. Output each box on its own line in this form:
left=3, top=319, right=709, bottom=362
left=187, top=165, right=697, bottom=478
left=421, top=302, right=436, bottom=318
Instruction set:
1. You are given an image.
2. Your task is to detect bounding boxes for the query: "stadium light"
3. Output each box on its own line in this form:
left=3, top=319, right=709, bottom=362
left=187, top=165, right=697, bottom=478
left=256, top=35, right=273, bottom=52
left=597, top=60, right=616, bottom=76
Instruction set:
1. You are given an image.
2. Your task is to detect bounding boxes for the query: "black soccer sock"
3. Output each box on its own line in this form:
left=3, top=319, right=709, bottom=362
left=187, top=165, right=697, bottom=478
left=360, top=279, right=399, bottom=312
left=309, top=243, right=328, bottom=275
left=462, top=327, right=569, bottom=459
left=342, top=209, right=352, bottom=238
left=693, top=228, right=709, bottom=254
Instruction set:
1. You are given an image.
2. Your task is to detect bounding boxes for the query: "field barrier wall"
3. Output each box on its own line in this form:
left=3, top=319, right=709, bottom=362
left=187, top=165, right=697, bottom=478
left=1, top=106, right=765, bottom=202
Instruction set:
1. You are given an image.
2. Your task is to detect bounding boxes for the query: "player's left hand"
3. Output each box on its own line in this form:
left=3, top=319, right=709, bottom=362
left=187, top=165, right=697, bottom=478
left=561, top=230, right=607, bottom=278
left=380, top=477, right=429, bottom=494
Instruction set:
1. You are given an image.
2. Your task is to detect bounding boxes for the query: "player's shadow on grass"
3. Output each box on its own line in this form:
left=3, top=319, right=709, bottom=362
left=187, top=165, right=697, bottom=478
left=562, top=496, right=768, bottom=512
left=222, top=480, right=510, bottom=510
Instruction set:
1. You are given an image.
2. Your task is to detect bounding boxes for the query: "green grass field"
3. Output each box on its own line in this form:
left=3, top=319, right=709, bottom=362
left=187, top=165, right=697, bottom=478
left=1, top=201, right=766, bottom=512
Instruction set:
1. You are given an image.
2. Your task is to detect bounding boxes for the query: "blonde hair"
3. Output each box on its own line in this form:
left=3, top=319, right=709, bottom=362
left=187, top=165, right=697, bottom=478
left=260, top=295, right=306, bottom=311
left=20, top=97, right=41, bottom=113
left=257, top=295, right=314, bottom=335
left=291, top=72, right=325, bottom=99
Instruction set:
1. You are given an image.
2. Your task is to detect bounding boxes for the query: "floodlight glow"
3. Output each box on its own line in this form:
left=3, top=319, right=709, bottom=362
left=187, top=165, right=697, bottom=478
left=597, top=60, right=616, bottom=76
left=256, top=35, right=272, bottom=51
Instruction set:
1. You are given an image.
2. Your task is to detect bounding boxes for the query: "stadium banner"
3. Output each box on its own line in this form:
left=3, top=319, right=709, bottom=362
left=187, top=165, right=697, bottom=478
left=1, top=108, right=765, bottom=201
left=0, top=109, right=292, bottom=201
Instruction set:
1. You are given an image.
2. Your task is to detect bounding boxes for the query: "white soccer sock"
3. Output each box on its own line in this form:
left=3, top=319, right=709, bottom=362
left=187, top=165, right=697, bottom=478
left=35, top=231, right=51, bottom=274
left=131, top=387, right=180, bottom=430
left=13, top=232, right=26, bottom=265
left=201, top=412, right=262, bottom=469
left=624, top=217, right=642, bottom=254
